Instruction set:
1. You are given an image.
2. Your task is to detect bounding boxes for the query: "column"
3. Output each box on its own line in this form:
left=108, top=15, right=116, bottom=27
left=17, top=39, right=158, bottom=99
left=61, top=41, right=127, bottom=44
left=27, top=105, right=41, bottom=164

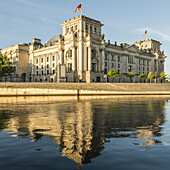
left=88, top=47, right=91, bottom=71
left=101, top=49, right=105, bottom=72
left=72, top=47, right=76, bottom=71
left=84, top=46, right=87, bottom=71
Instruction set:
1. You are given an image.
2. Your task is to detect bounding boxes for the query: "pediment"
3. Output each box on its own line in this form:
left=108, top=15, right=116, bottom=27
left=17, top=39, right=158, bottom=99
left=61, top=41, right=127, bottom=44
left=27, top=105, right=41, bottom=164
left=126, top=44, right=140, bottom=53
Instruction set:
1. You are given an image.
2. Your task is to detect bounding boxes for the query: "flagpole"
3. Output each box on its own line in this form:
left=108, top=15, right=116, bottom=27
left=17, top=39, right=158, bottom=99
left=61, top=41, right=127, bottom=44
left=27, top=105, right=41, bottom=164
left=81, top=3, right=83, bottom=16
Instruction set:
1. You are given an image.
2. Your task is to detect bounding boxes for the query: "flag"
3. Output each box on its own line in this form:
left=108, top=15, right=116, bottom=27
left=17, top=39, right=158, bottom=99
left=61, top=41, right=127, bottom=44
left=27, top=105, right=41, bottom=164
left=74, top=4, right=82, bottom=13
left=143, top=30, right=147, bottom=37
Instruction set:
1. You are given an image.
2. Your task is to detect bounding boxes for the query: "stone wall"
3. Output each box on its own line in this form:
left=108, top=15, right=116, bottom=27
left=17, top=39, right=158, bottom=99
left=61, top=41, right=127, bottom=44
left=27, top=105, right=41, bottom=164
left=0, top=82, right=170, bottom=96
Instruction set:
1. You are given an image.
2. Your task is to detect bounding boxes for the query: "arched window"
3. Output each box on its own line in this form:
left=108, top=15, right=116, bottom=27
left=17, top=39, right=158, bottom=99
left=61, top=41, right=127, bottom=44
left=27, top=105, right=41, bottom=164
left=71, top=26, right=74, bottom=31
left=86, top=24, right=88, bottom=31
left=90, top=26, right=92, bottom=32
left=67, top=50, right=72, bottom=58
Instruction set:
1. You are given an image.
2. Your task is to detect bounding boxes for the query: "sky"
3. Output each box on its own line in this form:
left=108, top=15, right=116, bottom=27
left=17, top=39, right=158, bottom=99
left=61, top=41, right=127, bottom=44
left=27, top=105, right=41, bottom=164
left=0, top=0, right=170, bottom=74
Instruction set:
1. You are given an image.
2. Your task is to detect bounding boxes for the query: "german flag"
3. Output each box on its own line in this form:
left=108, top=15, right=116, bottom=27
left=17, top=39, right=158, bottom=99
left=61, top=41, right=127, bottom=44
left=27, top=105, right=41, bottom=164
left=143, top=30, right=147, bottom=37
left=74, top=4, right=82, bottom=13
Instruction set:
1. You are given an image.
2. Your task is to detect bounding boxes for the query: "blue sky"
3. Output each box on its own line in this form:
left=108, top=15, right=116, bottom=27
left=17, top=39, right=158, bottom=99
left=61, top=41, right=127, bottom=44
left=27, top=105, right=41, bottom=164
left=0, top=0, right=170, bottom=74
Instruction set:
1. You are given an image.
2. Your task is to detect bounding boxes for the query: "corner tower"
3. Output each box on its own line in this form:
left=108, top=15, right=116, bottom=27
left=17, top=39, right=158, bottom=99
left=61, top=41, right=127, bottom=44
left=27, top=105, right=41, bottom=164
left=60, top=15, right=104, bottom=82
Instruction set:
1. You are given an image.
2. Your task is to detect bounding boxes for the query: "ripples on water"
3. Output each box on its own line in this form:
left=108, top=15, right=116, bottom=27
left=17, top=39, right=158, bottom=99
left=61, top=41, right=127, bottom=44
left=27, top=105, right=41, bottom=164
left=0, top=96, right=170, bottom=170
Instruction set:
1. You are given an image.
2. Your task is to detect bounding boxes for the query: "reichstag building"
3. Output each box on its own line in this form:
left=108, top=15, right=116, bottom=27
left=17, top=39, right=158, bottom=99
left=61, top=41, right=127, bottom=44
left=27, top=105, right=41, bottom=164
left=0, top=15, right=166, bottom=83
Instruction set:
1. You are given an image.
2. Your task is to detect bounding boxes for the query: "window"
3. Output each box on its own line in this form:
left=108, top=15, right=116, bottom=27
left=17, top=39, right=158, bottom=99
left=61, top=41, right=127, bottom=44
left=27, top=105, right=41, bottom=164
left=36, top=59, right=38, bottom=64
left=42, top=71, right=44, bottom=75
left=47, top=57, right=49, bottom=62
left=91, top=50, right=96, bottom=58
left=91, top=63, right=95, bottom=72
left=128, top=66, right=132, bottom=72
left=86, top=24, right=88, bottom=31
left=111, top=63, right=114, bottom=68
left=128, top=55, right=133, bottom=63
left=71, top=26, right=73, bottom=31
left=105, top=62, right=107, bottom=67
left=143, top=67, right=145, bottom=72
left=67, top=27, right=69, bottom=33
left=117, top=56, right=120, bottom=62
left=36, top=66, right=38, bottom=70
left=90, top=26, right=92, bottom=32
left=67, top=50, right=72, bottom=58
left=118, top=64, right=120, bottom=68
left=53, top=56, right=55, bottom=61
left=41, top=58, right=43, bottom=63
left=36, top=71, right=38, bottom=76
left=147, top=67, right=149, bottom=72
left=147, top=61, right=149, bottom=66
left=53, top=63, right=55, bottom=68
left=41, top=65, right=43, bottom=69
left=139, top=66, right=140, bottom=71
left=68, top=63, right=72, bottom=72
left=104, top=54, right=107, bottom=60
left=139, top=59, right=141, bottom=65
left=47, top=64, right=49, bottom=68
left=47, top=70, right=49, bottom=75
left=94, top=27, right=97, bottom=33
left=75, top=25, right=77, bottom=30
left=53, top=70, right=55, bottom=74
left=111, top=55, right=114, bottom=61
left=104, top=68, right=107, bottom=74
left=143, top=60, right=145, bottom=65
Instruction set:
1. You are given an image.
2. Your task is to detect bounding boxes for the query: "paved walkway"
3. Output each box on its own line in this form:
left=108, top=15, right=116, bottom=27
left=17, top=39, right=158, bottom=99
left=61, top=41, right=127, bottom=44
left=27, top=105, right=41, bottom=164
left=0, top=83, right=170, bottom=92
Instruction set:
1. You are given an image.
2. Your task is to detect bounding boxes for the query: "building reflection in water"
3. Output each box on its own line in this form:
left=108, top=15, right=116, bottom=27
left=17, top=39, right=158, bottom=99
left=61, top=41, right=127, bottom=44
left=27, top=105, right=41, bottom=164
left=0, top=98, right=166, bottom=166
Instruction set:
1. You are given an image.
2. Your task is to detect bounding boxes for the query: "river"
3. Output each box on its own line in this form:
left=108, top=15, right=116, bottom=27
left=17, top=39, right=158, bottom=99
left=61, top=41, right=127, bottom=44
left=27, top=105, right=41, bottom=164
left=0, top=96, right=170, bottom=170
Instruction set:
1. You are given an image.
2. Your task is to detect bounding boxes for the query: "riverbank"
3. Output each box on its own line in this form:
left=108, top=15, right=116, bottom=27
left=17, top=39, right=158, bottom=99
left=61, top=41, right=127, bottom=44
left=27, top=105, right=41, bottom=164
left=0, top=82, right=170, bottom=96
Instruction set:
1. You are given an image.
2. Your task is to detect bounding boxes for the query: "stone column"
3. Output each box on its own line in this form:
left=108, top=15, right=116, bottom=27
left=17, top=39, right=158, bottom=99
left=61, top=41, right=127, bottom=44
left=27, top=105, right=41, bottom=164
left=84, top=46, right=87, bottom=71
left=101, top=49, right=105, bottom=72
left=72, top=47, right=76, bottom=71
left=88, top=47, right=91, bottom=71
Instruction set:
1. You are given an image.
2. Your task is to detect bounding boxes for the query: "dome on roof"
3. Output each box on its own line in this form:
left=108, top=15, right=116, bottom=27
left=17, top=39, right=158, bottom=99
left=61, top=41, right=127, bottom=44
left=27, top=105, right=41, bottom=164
left=46, top=35, right=59, bottom=46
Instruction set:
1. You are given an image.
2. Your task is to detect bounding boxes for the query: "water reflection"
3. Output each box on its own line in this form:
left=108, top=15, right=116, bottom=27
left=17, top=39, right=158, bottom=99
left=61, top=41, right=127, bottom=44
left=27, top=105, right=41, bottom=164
left=0, top=97, right=167, bottom=166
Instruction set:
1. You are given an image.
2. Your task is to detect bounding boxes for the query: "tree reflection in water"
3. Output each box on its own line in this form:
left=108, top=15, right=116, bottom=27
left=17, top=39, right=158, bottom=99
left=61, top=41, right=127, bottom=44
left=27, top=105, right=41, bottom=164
left=0, top=98, right=166, bottom=166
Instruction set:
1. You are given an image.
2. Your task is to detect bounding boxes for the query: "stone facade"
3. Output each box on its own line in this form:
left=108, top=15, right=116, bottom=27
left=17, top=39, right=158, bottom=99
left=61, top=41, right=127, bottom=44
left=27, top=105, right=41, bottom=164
left=0, top=15, right=167, bottom=83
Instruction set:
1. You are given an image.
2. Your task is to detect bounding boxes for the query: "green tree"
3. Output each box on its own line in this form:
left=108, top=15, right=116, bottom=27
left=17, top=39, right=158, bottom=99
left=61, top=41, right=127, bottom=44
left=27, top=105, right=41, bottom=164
left=160, top=71, right=166, bottom=83
left=148, top=72, right=154, bottom=83
left=0, top=54, right=15, bottom=79
left=139, top=73, right=147, bottom=83
left=127, top=72, right=135, bottom=83
left=107, top=69, right=120, bottom=83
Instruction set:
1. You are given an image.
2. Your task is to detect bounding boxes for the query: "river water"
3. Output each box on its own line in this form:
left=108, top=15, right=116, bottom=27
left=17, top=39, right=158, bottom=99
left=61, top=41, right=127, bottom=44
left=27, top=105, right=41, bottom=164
left=0, top=96, right=170, bottom=170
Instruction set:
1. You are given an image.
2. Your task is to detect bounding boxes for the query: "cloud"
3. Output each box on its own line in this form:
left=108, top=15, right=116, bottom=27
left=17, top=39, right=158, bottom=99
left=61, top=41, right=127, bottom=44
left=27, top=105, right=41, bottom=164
left=136, top=28, right=170, bottom=42
left=15, top=0, right=38, bottom=7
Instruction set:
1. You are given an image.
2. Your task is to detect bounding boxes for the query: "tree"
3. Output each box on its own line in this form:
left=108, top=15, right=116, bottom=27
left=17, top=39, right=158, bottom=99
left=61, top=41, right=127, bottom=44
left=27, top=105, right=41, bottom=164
left=148, top=72, right=154, bottom=83
left=107, top=69, right=120, bottom=83
left=127, top=72, right=135, bottom=83
left=153, top=74, right=158, bottom=83
left=0, top=54, right=15, bottom=79
left=160, top=71, right=166, bottom=83
left=139, top=73, right=147, bottom=83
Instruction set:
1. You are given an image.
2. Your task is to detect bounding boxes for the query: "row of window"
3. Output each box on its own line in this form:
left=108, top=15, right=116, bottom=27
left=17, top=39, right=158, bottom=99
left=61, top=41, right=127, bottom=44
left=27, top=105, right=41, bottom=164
left=66, top=25, right=78, bottom=34
left=139, top=60, right=150, bottom=66
left=139, top=67, right=150, bottom=72
left=36, top=70, right=56, bottom=76
left=36, top=56, right=55, bottom=64
left=104, top=54, right=120, bottom=62
left=36, top=63, right=55, bottom=70
left=86, top=24, right=97, bottom=33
